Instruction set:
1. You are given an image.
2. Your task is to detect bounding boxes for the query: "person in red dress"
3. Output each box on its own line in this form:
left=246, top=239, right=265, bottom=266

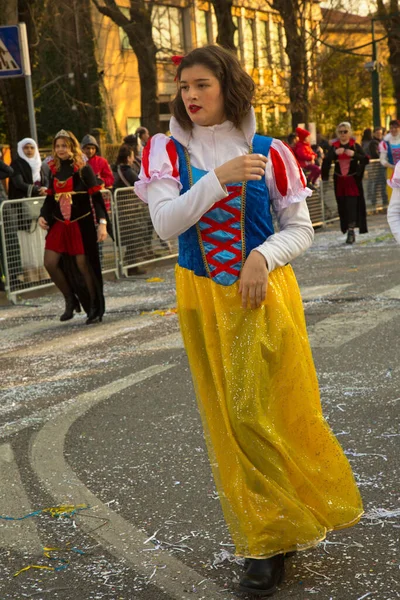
left=38, top=130, right=111, bottom=323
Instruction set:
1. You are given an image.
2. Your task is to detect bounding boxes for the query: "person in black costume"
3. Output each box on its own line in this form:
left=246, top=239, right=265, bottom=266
left=322, top=122, right=369, bottom=244
left=38, top=130, right=112, bottom=324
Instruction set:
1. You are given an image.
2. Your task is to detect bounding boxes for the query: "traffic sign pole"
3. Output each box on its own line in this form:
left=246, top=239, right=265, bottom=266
left=0, top=23, right=38, bottom=143
left=19, top=23, right=37, bottom=143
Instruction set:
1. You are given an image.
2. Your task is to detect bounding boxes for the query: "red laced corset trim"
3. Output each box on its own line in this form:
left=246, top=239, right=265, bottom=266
left=199, top=185, right=243, bottom=279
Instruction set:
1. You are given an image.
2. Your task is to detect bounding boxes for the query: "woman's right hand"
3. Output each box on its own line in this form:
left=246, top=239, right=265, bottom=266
left=335, top=147, right=345, bottom=156
left=215, top=154, right=268, bottom=186
left=38, top=216, right=49, bottom=230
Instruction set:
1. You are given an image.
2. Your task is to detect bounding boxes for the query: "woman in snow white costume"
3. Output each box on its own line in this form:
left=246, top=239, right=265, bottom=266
left=134, top=46, right=363, bottom=596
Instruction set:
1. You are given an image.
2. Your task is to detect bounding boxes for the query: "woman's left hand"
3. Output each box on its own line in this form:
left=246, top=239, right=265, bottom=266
left=344, top=149, right=355, bottom=157
left=239, top=251, right=269, bottom=309
left=97, top=223, right=108, bottom=243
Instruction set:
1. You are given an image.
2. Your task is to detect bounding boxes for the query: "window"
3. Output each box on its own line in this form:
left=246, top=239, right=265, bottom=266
left=232, top=15, right=241, bottom=60
left=196, top=10, right=209, bottom=47
left=278, top=23, right=287, bottom=69
left=152, top=5, right=184, bottom=59
left=270, top=20, right=281, bottom=68
left=119, top=7, right=131, bottom=51
left=258, top=20, right=272, bottom=69
left=127, top=117, right=141, bottom=135
left=243, top=19, right=255, bottom=69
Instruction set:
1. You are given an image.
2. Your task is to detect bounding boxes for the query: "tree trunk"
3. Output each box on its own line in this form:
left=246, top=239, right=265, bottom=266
left=91, top=0, right=160, bottom=134
left=386, top=15, right=400, bottom=117
left=376, top=0, right=400, bottom=117
left=210, top=0, right=237, bottom=51
left=125, top=17, right=159, bottom=134
left=271, top=0, right=309, bottom=128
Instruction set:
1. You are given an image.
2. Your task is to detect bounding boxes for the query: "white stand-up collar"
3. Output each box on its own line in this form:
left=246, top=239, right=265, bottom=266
left=170, top=106, right=257, bottom=148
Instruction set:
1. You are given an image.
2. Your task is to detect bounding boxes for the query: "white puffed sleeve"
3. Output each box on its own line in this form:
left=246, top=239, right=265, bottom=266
left=387, top=162, right=400, bottom=243
left=387, top=159, right=400, bottom=188
left=379, top=140, right=391, bottom=168
left=134, top=134, right=182, bottom=203
left=134, top=134, right=228, bottom=240
left=265, top=139, right=313, bottom=211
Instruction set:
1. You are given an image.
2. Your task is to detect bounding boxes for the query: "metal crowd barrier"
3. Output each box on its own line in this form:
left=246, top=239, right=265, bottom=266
left=113, top=187, right=178, bottom=276
left=0, top=161, right=390, bottom=304
left=0, top=191, right=118, bottom=304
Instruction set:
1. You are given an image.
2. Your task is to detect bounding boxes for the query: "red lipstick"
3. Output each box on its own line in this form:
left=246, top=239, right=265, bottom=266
left=189, top=105, right=201, bottom=113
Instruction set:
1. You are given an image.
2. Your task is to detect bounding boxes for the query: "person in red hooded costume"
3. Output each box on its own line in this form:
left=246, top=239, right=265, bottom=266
left=293, top=127, right=321, bottom=189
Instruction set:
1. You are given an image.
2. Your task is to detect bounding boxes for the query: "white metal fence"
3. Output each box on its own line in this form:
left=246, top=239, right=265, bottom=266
left=113, top=187, right=178, bottom=276
left=0, top=160, right=390, bottom=303
left=0, top=191, right=118, bottom=304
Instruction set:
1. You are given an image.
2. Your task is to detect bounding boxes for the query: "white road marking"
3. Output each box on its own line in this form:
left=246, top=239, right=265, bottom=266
left=0, top=443, right=42, bottom=554
left=0, top=365, right=172, bottom=439
left=30, top=365, right=226, bottom=599
left=307, top=309, right=398, bottom=348
left=300, top=283, right=350, bottom=300
left=379, top=284, right=400, bottom=300
left=1, top=315, right=157, bottom=358
left=139, top=332, right=183, bottom=352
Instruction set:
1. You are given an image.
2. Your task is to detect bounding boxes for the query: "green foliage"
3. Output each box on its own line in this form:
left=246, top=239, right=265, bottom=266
left=32, top=0, right=104, bottom=145
left=311, top=48, right=374, bottom=134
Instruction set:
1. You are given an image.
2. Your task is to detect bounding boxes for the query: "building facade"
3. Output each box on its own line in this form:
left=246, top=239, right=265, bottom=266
left=90, top=0, right=322, bottom=141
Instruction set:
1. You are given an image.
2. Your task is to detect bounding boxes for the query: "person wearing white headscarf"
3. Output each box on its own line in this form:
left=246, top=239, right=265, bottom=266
left=8, top=138, right=47, bottom=200
left=5, top=139, right=48, bottom=289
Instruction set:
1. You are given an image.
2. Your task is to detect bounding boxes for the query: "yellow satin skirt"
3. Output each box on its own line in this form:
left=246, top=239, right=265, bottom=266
left=176, top=263, right=363, bottom=558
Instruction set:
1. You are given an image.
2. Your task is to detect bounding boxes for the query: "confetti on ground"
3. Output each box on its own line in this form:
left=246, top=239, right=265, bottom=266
left=211, top=549, right=244, bottom=568
left=145, top=277, right=165, bottom=283
left=14, top=544, right=84, bottom=577
left=363, top=507, right=400, bottom=524
left=140, top=308, right=177, bottom=317
left=344, top=450, right=388, bottom=461
left=0, top=504, right=90, bottom=521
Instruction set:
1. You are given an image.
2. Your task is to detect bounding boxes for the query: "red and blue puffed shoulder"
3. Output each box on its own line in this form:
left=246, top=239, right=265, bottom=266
left=267, top=139, right=311, bottom=211
left=134, top=134, right=181, bottom=203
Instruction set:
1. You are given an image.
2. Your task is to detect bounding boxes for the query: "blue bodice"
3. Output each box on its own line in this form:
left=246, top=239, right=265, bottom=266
left=173, top=135, right=274, bottom=286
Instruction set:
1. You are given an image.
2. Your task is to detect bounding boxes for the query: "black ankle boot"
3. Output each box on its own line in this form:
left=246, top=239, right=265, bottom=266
left=239, top=554, right=284, bottom=596
left=86, top=303, right=102, bottom=325
left=60, top=295, right=81, bottom=322
left=243, top=552, right=295, bottom=570
left=346, top=229, right=355, bottom=244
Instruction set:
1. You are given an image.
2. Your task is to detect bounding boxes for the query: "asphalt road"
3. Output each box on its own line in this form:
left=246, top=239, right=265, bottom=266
left=0, top=213, right=399, bottom=600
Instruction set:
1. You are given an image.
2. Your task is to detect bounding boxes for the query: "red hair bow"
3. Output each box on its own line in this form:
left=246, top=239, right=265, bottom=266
left=171, top=55, right=184, bottom=66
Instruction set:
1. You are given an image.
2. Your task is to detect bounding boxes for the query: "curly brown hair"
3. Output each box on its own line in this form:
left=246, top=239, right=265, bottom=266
left=52, top=130, right=85, bottom=170
left=170, top=45, right=255, bottom=130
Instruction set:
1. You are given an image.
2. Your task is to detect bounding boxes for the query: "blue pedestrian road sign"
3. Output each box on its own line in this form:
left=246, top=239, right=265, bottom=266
left=0, top=26, right=23, bottom=78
